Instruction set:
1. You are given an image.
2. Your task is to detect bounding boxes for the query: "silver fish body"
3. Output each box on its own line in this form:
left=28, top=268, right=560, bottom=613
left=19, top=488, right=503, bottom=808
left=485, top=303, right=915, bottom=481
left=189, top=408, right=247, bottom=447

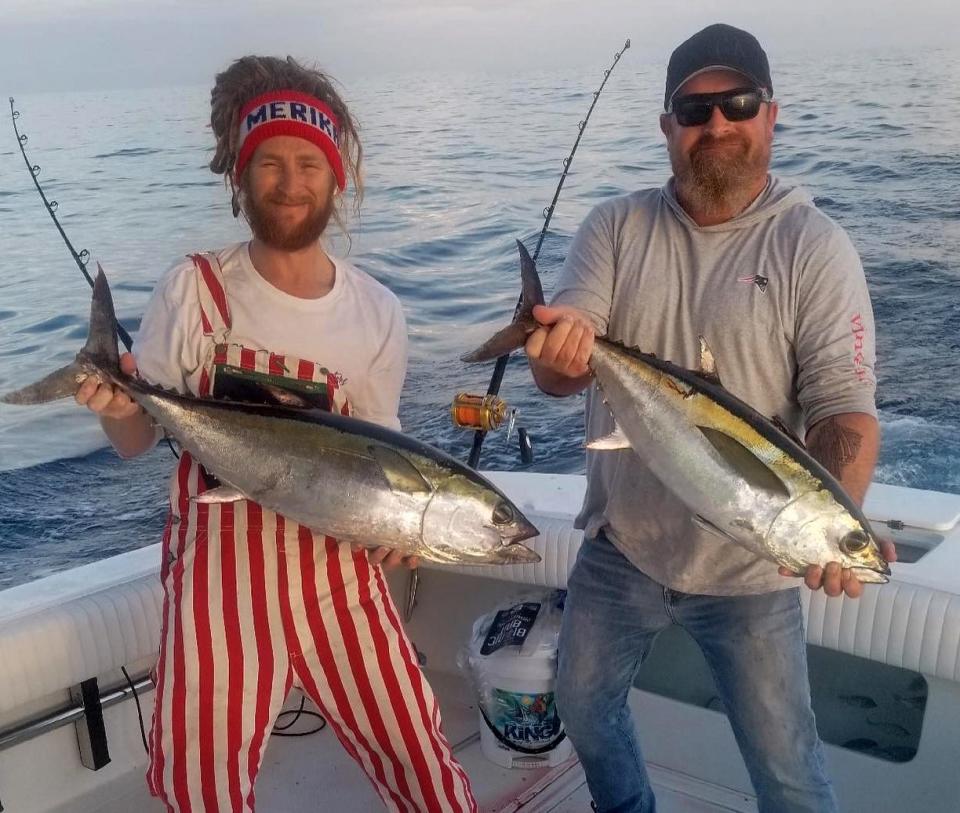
left=2, top=271, right=540, bottom=566
left=134, top=384, right=539, bottom=563
left=589, top=340, right=888, bottom=581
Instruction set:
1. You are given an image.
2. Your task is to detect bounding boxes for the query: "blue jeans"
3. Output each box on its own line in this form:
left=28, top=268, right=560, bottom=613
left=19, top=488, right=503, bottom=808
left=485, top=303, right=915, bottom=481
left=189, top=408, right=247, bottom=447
left=556, top=535, right=837, bottom=813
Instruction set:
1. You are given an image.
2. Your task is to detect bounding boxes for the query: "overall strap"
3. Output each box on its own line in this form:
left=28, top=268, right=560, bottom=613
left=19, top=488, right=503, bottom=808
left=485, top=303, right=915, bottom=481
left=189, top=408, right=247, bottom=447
left=189, top=251, right=232, bottom=398
left=190, top=252, right=232, bottom=337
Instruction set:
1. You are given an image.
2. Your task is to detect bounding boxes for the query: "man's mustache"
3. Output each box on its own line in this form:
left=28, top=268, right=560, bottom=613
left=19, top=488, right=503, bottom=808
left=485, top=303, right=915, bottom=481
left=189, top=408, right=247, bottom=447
left=266, top=195, right=316, bottom=206
left=692, top=135, right=749, bottom=154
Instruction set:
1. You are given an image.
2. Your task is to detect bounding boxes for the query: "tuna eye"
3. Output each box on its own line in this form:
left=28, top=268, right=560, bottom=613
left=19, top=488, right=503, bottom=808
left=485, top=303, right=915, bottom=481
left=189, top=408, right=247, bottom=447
left=492, top=502, right=515, bottom=526
left=841, top=530, right=870, bottom=554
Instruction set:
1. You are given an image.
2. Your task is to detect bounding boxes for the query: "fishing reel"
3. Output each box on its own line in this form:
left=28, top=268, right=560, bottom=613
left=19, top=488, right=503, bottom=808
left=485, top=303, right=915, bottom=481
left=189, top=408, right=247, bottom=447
left=450, top=392, right=533, bottom=465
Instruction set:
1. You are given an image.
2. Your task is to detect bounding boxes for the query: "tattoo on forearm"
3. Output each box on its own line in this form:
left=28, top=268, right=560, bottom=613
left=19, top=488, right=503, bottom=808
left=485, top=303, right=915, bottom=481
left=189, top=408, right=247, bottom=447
left=808, top=417, right=863, bottom=480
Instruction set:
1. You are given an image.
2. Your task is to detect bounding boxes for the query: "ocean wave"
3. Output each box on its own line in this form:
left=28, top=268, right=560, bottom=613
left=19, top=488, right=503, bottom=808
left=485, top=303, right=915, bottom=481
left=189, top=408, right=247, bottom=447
left=92, top=147, right=163, bottom=159
left=2, top=54, right=960, bottom=586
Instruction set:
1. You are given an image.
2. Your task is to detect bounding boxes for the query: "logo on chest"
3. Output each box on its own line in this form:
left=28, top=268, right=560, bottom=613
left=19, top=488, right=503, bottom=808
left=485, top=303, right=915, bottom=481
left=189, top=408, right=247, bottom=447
left=736, top=274, right=769, bottom=293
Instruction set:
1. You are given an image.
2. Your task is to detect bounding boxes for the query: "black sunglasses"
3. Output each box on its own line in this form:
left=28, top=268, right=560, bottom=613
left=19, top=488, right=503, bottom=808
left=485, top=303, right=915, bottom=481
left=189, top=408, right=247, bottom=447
left=667, top=87, right=772, bottom=127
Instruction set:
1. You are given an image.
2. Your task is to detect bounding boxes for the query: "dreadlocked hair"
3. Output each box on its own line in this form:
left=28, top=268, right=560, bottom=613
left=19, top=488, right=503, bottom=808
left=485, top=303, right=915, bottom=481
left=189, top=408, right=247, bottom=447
left=209, top=55, right=363, bottom=231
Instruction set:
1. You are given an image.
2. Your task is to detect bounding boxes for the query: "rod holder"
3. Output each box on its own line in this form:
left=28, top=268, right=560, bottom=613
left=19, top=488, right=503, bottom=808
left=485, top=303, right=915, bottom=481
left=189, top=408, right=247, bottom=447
left=70, top=678, right=111, bottom=771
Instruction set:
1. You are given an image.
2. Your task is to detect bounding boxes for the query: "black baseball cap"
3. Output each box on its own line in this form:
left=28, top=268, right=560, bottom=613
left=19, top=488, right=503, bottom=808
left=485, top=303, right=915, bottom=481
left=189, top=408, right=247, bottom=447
left=664, top=23, right=773, bottom=109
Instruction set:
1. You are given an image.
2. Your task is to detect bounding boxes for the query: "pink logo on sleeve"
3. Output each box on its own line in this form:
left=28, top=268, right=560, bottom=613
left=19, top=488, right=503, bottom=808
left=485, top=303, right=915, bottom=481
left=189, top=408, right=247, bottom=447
left=851, top=313, right=868, bottom=382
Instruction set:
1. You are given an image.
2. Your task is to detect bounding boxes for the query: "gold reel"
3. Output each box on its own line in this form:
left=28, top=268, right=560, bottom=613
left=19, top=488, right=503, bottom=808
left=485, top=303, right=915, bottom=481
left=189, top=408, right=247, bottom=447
left=450, top=392, right=508, bottom=431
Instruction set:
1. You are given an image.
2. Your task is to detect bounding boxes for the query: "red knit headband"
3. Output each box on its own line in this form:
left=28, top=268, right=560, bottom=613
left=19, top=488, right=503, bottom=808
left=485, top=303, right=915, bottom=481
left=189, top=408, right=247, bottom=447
left=235, top=90, right=346, bottom=190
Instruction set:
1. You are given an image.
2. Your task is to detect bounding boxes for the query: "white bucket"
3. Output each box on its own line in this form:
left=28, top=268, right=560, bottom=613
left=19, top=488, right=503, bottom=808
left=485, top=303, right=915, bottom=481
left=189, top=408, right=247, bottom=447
left=472, top=615, right=573, bottom=769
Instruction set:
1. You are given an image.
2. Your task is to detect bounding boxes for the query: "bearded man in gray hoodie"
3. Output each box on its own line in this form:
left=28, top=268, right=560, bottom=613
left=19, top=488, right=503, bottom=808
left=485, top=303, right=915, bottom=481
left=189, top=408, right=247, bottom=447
left=526, top=23, right=897, bottom=813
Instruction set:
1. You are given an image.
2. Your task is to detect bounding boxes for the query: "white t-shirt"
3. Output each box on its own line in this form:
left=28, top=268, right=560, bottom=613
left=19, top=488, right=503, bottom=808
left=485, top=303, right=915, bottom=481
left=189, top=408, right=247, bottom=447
left=135, top=242, right=408, bottom=430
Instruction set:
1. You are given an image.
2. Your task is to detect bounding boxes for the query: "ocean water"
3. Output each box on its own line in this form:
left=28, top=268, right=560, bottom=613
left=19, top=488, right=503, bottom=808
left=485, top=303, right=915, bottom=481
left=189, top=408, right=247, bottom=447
left=1, top=49, right=958, bottom=588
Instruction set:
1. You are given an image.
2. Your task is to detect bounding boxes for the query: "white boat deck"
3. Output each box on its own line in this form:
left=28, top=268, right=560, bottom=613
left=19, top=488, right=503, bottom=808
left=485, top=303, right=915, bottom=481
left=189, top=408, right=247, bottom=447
left=85, top=671, right=756, bottom=813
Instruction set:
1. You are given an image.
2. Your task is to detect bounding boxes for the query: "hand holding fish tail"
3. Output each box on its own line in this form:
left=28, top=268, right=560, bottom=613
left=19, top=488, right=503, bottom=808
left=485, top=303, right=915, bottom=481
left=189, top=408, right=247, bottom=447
left=75, top=352, right=158, bottom=459
left=75, top=352, right=141, bottom=419
left=526, top=304, right=595, bottom=396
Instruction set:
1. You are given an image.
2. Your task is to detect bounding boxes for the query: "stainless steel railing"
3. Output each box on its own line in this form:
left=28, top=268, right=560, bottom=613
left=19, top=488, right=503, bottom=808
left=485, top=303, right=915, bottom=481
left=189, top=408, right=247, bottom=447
left=0, top=672, right=153, bottom=752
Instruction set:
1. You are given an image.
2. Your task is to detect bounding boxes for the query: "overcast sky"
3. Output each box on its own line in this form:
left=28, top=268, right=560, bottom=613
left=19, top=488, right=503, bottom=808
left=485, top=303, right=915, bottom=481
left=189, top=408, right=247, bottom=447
left=1, top=0, right=957, bottom=94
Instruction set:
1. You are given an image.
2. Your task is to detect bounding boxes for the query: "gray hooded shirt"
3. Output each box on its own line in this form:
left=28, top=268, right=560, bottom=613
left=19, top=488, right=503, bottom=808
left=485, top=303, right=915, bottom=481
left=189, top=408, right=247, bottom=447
left=552, top=176, right=877, bottom=595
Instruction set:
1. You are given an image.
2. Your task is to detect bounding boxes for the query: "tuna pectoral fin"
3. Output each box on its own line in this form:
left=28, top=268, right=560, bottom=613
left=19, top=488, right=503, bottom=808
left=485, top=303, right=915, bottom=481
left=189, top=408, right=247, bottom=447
left=697, top=425, right=791, bottom=500
left=370, top=446, right=432, bottom=494
left=192, top=485, right=248, bottom=504
left=585, top=425, right=631, bottom=450
left=692, top=514, right=742, bottom=543
left=0, top=361, right=88, bottom=404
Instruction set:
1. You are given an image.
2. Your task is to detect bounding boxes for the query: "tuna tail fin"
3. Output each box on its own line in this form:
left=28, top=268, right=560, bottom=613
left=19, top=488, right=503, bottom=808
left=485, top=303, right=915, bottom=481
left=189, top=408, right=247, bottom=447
left=0, top=361, right=90, bottom=404
left=83, top=266, right=121, bottom=372
left=461, top=239, right=545, bottom=363
left=1, top=267, right=121, bottom=405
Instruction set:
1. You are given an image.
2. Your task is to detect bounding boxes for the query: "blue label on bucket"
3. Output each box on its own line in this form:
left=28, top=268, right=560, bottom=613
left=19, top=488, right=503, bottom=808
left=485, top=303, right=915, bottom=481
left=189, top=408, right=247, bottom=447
left=487, top=688, right=562, bottom=748
left=480, top=602, right=541, bottom=655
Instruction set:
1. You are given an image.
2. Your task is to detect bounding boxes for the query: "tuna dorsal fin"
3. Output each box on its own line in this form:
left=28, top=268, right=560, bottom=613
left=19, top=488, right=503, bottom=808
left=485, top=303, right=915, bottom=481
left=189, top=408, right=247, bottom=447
left=585, top=424, right=632, bottom=451
left=771, top=415, right=806, bottom=448
left=370, top=446, right=432, bottom=494
left=696, top=336, right=722, bottom=386
left=696, top=425, right=790, bottom=499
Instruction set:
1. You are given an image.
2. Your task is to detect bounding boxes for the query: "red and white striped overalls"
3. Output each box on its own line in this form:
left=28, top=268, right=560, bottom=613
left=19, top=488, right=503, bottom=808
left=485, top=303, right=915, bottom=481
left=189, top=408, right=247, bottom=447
left=146, top=253, right=476, bottom=813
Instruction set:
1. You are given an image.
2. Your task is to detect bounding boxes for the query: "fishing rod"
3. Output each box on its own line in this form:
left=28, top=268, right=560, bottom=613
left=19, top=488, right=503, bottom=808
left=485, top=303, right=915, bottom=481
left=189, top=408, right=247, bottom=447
left=8, top=97, right=134, bottom=351
left=407, top=42, right=632, bottom=623
left=8, top=97, right=182, bottom=462
left=464, top=39, right=630, bottom=469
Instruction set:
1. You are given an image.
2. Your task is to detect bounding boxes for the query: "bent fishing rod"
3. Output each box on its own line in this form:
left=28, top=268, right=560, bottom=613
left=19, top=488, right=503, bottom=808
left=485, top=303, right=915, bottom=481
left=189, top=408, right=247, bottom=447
left=9, top=97, right=134, bottom=352
left=9, top=97, right=184, bottom=460
left=466, top=38, right=630, bottom=469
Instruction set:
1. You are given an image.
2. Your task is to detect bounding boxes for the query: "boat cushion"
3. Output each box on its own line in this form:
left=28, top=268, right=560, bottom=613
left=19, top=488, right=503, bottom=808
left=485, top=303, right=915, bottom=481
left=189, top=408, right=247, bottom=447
left=428, top=514, right=960, bottom=684
left=2, top=514, right=959, bottom=718
left=0, top=574, right=162, bottom=718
